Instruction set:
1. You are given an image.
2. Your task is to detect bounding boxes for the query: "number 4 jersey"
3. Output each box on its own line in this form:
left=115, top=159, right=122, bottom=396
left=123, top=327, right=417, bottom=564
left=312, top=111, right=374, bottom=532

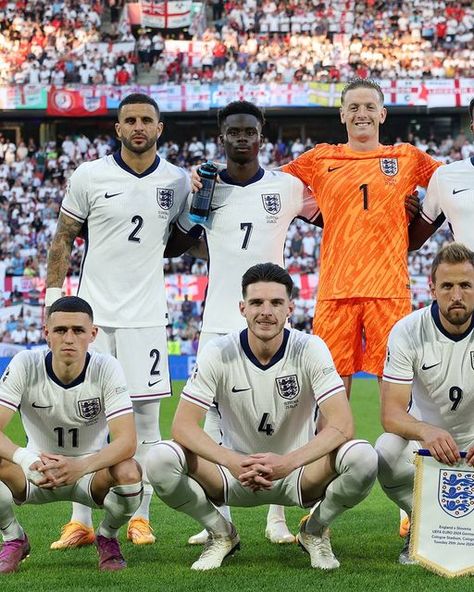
left=61, top=153, right=190, bottom=327
left=383, top=303, right=474, bottom=449
left=0, top=350, right=133, bottom=456
left=182, top=328, right=345, bottom=455
left=177, top=168, right=319, bottom=333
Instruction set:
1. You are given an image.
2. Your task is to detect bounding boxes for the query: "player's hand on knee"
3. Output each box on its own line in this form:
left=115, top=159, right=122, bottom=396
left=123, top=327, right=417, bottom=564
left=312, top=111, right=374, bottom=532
left=420, top=426, right=460, bottom=465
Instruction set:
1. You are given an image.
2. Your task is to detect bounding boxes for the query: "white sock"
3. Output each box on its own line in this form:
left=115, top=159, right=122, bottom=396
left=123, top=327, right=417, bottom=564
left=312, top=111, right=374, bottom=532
left=147, top=441, right=231, bottom=537
left=0, top=481, right=24, bottom=541
left=97, top=482, right=143, bottom=539
left=70, top=502, right=93, bottom=527
left=267, top=504, right=286, bottom=524
left=132, top=400, right=161, bottom=521
left=376, top=432, right=417, bottom=515
left=307, top=440, right=378, bottom=533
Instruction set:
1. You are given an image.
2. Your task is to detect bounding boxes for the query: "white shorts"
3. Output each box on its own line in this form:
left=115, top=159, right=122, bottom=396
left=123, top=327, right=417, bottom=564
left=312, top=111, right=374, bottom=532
left=19, top=473, right=101, bottom=508
left=93, top=326, right=170, bottom=401
left=217, top=465, right=312, bottom=508
left=197, top=332, right=226, bottom=354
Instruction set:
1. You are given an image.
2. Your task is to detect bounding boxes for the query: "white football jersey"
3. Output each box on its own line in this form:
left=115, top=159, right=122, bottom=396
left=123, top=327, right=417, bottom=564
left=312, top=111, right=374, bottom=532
left=61, top=153, right=190, bottom=327
left=383, top=303, right=474, bottom=449
left=177, top=168, right=319, bottom=333
left=421, top=157, right=474, bottom=249
left=182, top=328, right=344, bottom=455
left=0, top=350, right=133, bottom=456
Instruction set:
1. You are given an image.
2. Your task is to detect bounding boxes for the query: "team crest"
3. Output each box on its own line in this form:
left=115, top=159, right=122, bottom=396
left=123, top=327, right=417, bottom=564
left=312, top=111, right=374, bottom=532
left=78, top=397, right=102, bottom=420
left=471, top=351, right=474, bottom=370
left=379, top=158, right=398, bottom=176
left=276, top=375, right=300, bottom=400
left=156, top=188, right=174, bottom=210
left=262, top=193, right=281, bottom=215
left=438, top=469, right=474, bottom=518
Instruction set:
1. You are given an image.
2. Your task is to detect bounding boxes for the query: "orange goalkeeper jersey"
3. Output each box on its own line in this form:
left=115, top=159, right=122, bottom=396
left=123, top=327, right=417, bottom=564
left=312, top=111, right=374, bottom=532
left=283, top=143, right=440, bottom=300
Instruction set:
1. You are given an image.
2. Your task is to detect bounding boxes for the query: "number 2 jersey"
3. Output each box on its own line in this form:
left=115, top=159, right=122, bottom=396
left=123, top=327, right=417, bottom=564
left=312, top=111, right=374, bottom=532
left=61, top=153, right=190, bottom=328
left=182, top=328, right=345, bottom=455
left=283, top=143, right=440, bottom=300
left=177, top=168, right=319, bottom=333
left=0, top=350, right=133, bottom=456
left=383, top=303, right=474, bottom=449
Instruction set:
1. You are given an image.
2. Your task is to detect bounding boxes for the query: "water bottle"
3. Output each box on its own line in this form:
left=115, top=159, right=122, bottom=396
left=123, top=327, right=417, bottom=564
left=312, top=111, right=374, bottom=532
left=189, top=161, right=218, bottom=224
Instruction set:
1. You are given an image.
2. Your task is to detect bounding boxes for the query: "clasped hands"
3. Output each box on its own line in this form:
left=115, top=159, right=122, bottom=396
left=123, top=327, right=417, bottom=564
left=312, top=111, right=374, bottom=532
left=229, top=452, right=293, bottom=492
left=29, top=453, right=87, bottom=488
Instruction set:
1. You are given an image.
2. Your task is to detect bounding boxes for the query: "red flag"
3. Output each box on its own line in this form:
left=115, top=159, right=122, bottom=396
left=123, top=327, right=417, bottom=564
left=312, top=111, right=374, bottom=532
left=47, top=88, right=108, bottom=117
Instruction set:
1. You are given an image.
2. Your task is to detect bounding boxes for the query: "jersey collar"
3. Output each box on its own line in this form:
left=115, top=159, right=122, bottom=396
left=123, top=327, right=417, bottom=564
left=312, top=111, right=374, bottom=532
left=113, top=151, right=160, bottom=178
left=430, top=301, right=474, bottom=342
left=239, top=328, right=290, bottom=370
left=219, top=167, right=265, bottom=187
left=45, top=351, right=91, bottom=389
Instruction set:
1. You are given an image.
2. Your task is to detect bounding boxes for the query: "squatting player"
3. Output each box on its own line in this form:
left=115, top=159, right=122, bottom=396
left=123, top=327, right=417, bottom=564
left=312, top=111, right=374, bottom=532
left=46, top=93, right=190, bottom=547
left=166, top=100, right=320, bottom=544
left=376, top=243, right=474, bottom=564
left=147, top=263, right=378, bottom=571
left=0, top=297, right=142, bottom=573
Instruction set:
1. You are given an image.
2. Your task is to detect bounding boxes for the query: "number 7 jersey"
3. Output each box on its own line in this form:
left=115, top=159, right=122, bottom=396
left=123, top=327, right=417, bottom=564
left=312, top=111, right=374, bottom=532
left=284, top=143, right=440, bottom=300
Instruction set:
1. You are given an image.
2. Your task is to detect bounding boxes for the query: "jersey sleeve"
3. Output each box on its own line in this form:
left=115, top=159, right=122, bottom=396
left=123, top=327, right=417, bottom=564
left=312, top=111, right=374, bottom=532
left=60, top=163, right=91, bottom=223
left=304, top=336, right=345, bottom=406
left=0, top=351, right=28, bottom=412
left=181, top=341, right=221, bottom=410
left=291, top=176, right=320, bottom=222
left=170, top=170, right=192, bottom=225
left=176, top=191, right=196, bottom=233
left=101, top=356, right=133, bottom=421
left=420, top=167, right=442, bottom=224
left=382, top=319, right=414, bottom=385
left=282, top=149, right=317, bottom=189
left=413, top=146, right=442, bottom=189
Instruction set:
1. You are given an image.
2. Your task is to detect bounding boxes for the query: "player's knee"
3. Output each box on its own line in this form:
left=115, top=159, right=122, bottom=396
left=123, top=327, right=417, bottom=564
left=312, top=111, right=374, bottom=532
left=146, top=440, right=186, bottom=492
left=337, top=439, right=378, bottom=487
left=375, top=432, right=408, bottom=481
left=110, top=458, right=142, bottom=485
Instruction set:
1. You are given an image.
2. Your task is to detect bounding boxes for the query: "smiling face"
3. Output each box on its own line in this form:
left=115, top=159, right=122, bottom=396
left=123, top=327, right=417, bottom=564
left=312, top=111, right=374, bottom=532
left=115, top=103, right=163, bottom=156
left=431, top=261, right=474, bottom=333
left=220, top=113, right=262, bottom=165
left=340, top=87, right=387, bottom=149
left=239, top=281, right=294, bottom=344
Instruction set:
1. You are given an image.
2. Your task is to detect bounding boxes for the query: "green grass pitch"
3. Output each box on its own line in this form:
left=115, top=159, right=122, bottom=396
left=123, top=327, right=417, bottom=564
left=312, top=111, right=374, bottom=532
left=2, top=379, right=472, bottom=591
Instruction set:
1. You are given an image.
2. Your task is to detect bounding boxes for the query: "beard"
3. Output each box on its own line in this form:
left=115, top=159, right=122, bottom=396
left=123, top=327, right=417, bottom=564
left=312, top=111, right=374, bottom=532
left=444, top=306, right=472, bottom=326
left=120, top=135, right=157, bottom=154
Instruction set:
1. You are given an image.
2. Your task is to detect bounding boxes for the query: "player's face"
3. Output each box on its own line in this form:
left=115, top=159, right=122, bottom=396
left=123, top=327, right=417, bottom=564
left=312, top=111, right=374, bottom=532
left=45, top=312, right=98, bottom=366
left=240, top=281, right=294, bottom=342
left=431, top=262, right=474, bottom=331
left=220, top=114, right=262, bottom=165
left=340, top=88, right=387, bottom=141
left=115, top=103, right=163, bottom=155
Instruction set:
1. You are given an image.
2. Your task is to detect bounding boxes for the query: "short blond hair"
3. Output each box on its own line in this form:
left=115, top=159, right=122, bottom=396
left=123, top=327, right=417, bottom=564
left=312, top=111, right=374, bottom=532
left=341, top=78, right=384, bottom=105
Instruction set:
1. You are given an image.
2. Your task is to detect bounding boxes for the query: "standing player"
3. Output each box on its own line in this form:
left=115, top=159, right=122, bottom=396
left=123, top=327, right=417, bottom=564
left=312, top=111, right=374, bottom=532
left=46, top=93, right=190, bottom=548
left=282, top=78, right=441, bottom=397
left=146, top=263, right=378, bottom=571
left=408, top=98, right=474, bottom=251
left=166, top=100, right=320, bottom=544
left=0, top=296, right=142, bottom=573
left=376, top=243, right=474, bottom=563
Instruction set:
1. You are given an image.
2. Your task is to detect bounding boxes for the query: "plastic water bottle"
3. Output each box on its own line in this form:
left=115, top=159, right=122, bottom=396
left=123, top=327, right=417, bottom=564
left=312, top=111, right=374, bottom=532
left=189, top=161, right=218, bottom=224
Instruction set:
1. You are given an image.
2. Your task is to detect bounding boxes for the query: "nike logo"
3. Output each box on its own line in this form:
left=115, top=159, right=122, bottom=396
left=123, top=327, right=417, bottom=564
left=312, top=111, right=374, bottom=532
left=421, top=362, right=441, bottom=370
left=327, top=166, right=343, bottom=172
left=452, top=188, right=471, bottom=195
left=148, top=378, right=163, bottom=388
left=141, top=440, right=160, bottom=445
left=231, top=386, right=251, bottom=393
left=210, top=205, right=225, bottom=211
left=104, top=192, right=122, bottom=199
left=32, top=402, right=53, bottom=409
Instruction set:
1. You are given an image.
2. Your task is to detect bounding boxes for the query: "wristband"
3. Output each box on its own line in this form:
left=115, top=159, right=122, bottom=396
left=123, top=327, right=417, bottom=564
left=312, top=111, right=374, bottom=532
left=45, top=287, right=63, bottom=307
left=12, top=447, right=43, bottom=484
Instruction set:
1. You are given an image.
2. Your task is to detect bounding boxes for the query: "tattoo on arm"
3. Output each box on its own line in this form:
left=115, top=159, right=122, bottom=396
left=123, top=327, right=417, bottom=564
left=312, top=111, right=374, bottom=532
left=46, top=213, right=83, bottom=288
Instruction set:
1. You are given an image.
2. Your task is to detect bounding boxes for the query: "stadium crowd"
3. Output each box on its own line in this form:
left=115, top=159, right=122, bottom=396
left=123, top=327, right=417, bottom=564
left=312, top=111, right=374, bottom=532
left=0, top=125, right=469, bottom=347
left=1, top=0, right=473, bottom=85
